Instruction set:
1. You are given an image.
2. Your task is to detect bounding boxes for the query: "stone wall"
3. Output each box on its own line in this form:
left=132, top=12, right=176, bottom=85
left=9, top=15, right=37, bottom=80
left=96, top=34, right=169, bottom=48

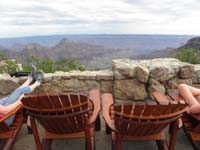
left=113, top=58, right=195, bottom=101
left=1, top=58, right=200, bottom=101
left=0, top=70, right=114, bottom=99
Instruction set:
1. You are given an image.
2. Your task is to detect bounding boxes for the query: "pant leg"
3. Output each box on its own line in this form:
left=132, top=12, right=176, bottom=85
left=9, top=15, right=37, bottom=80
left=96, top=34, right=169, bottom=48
left=0, top=86, right=31, bottom=126
left=0, top=96, right=9, bottom=105
left=4, top=115, right=16, bottom=126
left=2, top=86, right=31, bottom=106
left=0, top=97, right=16, bottom=125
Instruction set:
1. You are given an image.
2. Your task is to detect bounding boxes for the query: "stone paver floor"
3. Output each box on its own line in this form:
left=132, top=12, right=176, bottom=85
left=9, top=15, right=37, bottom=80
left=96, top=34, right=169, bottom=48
left=11, top=116, right=194, bottom=150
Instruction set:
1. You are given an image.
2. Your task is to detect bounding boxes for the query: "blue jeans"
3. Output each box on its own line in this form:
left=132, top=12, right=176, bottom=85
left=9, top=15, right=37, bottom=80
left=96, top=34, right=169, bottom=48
left=0, top=86, right=31, bottom=125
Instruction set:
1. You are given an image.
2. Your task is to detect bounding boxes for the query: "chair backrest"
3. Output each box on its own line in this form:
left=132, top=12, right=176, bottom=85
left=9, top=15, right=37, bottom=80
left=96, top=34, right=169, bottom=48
left=110, top=101, right=187, bottom=136
left=21, top=93, right=93, bottom=134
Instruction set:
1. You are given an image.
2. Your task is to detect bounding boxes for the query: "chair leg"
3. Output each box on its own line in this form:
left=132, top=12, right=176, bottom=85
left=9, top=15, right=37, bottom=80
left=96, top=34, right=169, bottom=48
left=2, top=138, right=14, bottom=150
left=192, top=142, right=200, bottom=150
left=42, top=139, right=52, bottom=150
left=91, top=127, right=95, bottom=150
left=30, top=117, right=42, bottom=150
left=112, top=132, right=121, bottom=150
left=106, top=123, right=111, bottom=134
left=169, top=120, right=179, bottom=150
left=156, top=140, right=169, bottom=150
left=85, top=127, right=95, bottom=150
left=112, top=132, right=116, bottom=150
left=2, top=115, right=23, bottom=150
left=95, top=115, right=101, bottom=131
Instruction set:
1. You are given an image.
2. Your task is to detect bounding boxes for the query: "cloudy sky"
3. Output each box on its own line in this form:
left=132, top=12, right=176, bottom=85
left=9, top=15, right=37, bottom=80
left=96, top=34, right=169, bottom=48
left=0, top=0, right=200, bottom=37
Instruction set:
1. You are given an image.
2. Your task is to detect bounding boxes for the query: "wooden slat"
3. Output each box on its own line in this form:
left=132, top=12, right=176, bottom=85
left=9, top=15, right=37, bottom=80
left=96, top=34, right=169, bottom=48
left=70, top=94, right=83, bottom=130
left=38, top=95, right=54, bottom=109
left=59, top=94, right=71, bottom=107
left=153, top=92, right=171, bottom=102
left=151, top=101, right=169, bottom=115
left=142, top=101, right=157, bottom=116
left=48, top=95, right=62, bottom=108
left=168, top=92, right=183, bottom=101
left=133, top=102, right=146, bottom=116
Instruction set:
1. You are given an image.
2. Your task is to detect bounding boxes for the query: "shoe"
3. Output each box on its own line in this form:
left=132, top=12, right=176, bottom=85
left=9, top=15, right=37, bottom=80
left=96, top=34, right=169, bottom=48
left=29, top=64, right=37, bottom=80
left=36, top=70, right=44, bottom=84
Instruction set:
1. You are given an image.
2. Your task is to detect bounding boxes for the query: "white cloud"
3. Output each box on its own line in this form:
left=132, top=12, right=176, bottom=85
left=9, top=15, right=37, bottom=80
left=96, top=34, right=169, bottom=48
left=0, top=0, right=200, bottom=37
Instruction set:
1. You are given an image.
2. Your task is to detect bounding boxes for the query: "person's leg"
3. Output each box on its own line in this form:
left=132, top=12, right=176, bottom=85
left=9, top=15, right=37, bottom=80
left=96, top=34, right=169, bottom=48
left=195, top=95, right=200, bottom=103
left=0, top=76, right=32, bottom=105
left=29, top=81, right=41, bottom=92
left=1, top=75, right=42, bottom=106
left=178, top=84, right=200, bottom=113
left=3, top=81, right=41, bottom=126
left=20, top=76, right=33, bottom=87
left=186, top=85, right=200, bottom=97
left=178, top=84, right=199, bottom=106
left=0, top=96, right=9, bottom=105
left=4, top=114, right=16, bottom=126
left=3, top=86, right=32, bottom=106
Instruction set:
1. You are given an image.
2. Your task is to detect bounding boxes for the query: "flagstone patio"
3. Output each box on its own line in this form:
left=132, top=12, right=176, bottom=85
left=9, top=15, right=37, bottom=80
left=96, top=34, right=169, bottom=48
left=11, top=116, right=194, bottom=150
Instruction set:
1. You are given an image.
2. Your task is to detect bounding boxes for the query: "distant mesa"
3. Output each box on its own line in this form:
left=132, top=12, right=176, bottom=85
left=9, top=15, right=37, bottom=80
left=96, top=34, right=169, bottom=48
left=0, top=35, right=197, bottom=69
left=182, top=37, right=200, bottom=50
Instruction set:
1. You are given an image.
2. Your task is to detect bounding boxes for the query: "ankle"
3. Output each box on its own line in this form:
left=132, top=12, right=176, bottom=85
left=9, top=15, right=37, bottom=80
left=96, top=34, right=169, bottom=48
left=26, top=76, right=33, bottom=84
left=35, top=81, right=41, bottom=87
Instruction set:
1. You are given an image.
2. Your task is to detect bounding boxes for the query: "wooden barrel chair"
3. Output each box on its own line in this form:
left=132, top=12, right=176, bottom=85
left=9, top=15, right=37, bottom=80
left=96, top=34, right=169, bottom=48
left=102, top=93, right=188, bottom=150
left=153, top=91, right=200, bottom=149
left=21, top=89, right=100, bottom=150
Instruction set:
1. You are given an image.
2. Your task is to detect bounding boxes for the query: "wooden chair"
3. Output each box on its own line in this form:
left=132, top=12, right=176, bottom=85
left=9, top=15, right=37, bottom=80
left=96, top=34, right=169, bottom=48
left=21, top=89, right=100, bottom=150
left=102, top=93, right=188, bottom=150
left=153, top=91, right=200, bottom=149
left=0, top=104, right=24, bottom=150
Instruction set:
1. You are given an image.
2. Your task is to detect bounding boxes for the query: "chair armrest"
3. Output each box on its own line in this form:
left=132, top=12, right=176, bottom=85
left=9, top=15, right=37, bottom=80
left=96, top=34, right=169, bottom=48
left=167, top=92, right=183, bottom=101
left=152, top=91, right=170, bottom=102
left=89, top=89, right=100, bottom=124
left=102, top=93, right=117, bottom=132
left=0, top=104, right=22, bottom=122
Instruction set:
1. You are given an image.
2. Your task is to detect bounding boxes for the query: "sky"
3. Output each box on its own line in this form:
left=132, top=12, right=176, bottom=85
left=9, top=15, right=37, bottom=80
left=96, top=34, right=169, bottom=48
left=0, top=0, right=200, bottom=38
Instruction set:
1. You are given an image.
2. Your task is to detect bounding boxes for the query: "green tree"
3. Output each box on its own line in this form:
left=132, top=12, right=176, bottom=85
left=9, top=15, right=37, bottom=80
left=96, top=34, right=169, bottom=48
left=0, top=52, right=19, bottom=74
left=0, top=51, right=6, bottom=60
left=175, top=47, right=200, bottom=64
left=22, top=56, right=85, bottom=73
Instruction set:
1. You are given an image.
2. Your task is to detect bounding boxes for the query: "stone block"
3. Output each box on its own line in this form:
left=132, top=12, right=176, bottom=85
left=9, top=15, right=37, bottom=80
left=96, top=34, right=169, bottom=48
left=136, top=65, right=149, bottom=83
left=148, top=78, right=165, bottom=98
left=112, top=59, right=137, bottom=79
left=0, top=79, right=19, bottom=95
left=101, top=80, right=113, bottom=93
left=77, top=71, right=97, bottom=80
left=114, top=79, right=148, bottom=100
left=96, top=70, right=114, bottom=80
left=166, top=77, right=193, bottom=90
left=62, top=79, right=84, bottom=92
left=179, top=64, right=194, bottom=79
